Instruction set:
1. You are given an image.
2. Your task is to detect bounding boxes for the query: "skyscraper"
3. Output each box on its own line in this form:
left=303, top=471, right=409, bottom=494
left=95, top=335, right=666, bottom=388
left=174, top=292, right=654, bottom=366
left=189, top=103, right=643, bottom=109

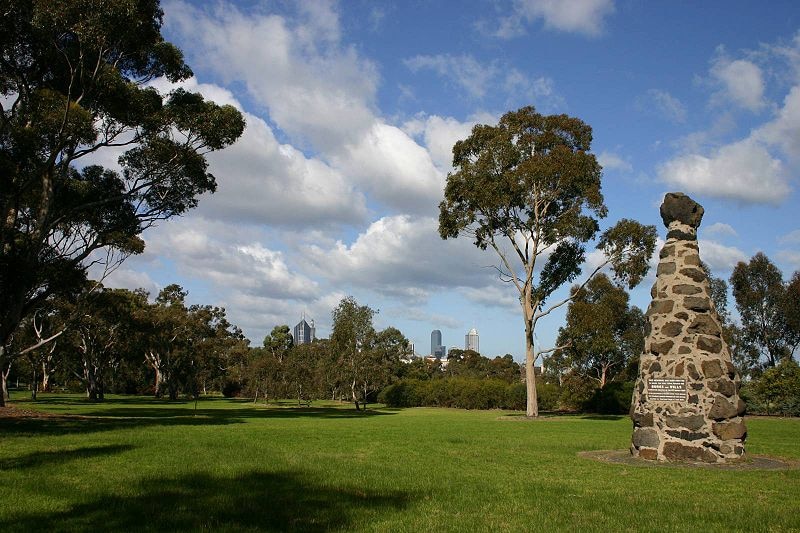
left=431, top=329, right=446, bottom=359
left=293, top=314, right=315, bottom=345
left=465, top=328, right=479, bottom=353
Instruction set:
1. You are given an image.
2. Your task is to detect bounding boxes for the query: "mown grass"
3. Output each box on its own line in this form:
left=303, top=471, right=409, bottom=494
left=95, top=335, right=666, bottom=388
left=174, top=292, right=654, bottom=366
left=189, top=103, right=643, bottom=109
left=1, top=394, right=798, bottom=532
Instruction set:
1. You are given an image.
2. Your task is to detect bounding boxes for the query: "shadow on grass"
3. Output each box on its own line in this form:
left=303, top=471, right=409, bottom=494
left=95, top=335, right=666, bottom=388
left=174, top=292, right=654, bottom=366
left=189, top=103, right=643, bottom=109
left=1, top=397, right=396, bottom=438
left=0, top=444, right=134, bottom=471
left=579, top=414, right=625, bottom=421
left=0, top=412, right=243, bottom=438
left=1, top=470, right=412, bottom=532
left=78, top=406, right=396, bottom=420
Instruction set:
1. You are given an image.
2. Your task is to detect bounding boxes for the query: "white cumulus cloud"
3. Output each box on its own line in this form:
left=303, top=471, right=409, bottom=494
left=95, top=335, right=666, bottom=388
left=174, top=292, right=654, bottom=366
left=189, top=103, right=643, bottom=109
left=598, top=151, right=633, bottom=173
left=703, top=222, right=738, bottom=239
left=303, top=215, right=501, bottom=303
left=698, top=240, right=747, bottom=271
left=502, top=0, right=616, bottom=38
left=638, top=89, right=688, bottom=123
left=709, top=52, right=766, bottom=112
left=657, top=139, right=789, bottom=204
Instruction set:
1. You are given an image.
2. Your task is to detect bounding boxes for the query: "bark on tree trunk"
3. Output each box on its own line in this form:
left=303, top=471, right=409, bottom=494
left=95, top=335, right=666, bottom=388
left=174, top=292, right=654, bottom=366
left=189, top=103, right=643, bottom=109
left=41, top=362, right=51, bottom=392
left=1, top=360, right=11, bottom=407
left=525, top=317, right=539, bottom=418
left=351, top=379, right=360, bottom=410
left=154, top=368, right=163, bottom=398
left=31, top=365, right=37, bottom=400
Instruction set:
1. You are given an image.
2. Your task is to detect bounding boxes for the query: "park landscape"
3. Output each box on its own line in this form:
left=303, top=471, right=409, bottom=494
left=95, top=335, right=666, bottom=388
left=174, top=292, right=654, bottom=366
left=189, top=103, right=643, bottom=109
left=2, top=396, right=800, bottom=531
left=2, top=1, right=800, bottom=531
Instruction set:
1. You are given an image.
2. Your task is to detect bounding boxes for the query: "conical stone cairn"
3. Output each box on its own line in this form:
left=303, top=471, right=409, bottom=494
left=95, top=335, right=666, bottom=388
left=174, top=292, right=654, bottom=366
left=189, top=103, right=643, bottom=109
left=630, top=192, right=746, bottom=463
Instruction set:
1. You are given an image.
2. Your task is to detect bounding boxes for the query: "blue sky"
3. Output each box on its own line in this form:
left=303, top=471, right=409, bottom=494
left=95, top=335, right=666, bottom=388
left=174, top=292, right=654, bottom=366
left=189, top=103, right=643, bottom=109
left=100, top=0, right=800, bottom=360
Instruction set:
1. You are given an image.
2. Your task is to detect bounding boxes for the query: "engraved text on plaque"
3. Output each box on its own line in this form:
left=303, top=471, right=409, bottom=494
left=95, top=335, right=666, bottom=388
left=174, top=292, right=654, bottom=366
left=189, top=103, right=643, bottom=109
left=647, top=378, right=687, bottom=402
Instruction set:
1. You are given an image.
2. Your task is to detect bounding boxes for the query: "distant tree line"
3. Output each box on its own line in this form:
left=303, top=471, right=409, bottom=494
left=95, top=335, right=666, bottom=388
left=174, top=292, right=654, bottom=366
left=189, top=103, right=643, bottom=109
left=4, top=253, right=798, bottom=416
left=7, top=282, right=249, bottom=402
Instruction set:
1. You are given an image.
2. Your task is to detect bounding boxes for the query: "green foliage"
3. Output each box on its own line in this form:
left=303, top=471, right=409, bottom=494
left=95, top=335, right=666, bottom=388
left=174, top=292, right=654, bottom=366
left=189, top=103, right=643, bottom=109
left=332, top=296, right=404, bottom=409
left=380, top=378, right=532, bottom=410
left=555, top=273, right=645, bottom=388
left=535, top=381, right=562, bottom=411
left=731, top=253, right=799, bottom=367
left=438, top=106, right=656, bottom=416
left=559, top=372, right=598, bottom=411
left=221, top=380, right=242, bottom=398
left=263, top=325, right=293, bottom=360
left=439, top=107, right=604, bottom=251
left=0, top=0, right=245, bottom=405
left=584, top=381, right=635, bottom=414
left=445, top=350, right=521, bottom=383
left=398, top=358, right=441, bottom=380
left=747, top=359, right=800, bottom=416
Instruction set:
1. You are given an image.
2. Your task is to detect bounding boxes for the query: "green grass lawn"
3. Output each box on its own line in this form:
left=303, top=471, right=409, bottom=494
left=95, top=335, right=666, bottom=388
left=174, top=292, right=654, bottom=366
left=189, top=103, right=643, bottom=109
left=1, top=394, right=798, bottom=532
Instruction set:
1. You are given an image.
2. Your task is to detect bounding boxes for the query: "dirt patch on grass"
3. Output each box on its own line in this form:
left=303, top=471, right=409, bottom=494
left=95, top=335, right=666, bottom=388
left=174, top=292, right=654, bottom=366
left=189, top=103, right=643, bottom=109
left=0, top=405, right=83, bottom=420
left=579, top=449, right=799, bottom=470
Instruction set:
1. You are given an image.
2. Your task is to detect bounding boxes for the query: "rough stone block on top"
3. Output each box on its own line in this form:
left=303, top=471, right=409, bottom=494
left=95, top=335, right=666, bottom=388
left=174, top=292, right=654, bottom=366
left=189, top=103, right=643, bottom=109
left=660, top=192, right=705, bottom=228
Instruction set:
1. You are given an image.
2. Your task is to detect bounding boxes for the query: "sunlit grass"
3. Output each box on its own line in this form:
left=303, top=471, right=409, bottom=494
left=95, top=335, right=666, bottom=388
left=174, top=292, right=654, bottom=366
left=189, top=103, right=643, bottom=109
left=1, top=394, right=798, bottom=531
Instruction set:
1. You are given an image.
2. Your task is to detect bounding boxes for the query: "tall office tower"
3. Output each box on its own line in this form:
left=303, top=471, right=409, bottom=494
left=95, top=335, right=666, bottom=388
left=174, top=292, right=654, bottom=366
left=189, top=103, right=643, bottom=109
left=293, top=314, right=315, bottom=345
left=465, top=328, right=479, bottom=353
left=431, top=329, right=446, bottom=358
left=431, top=329, right=442, bottom=355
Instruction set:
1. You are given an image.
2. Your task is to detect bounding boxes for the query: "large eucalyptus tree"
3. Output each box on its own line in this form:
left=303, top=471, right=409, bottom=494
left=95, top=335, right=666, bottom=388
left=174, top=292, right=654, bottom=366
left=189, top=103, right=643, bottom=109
left=0, top=0, right=245, bottom=404
left=439, top=106, right=656, bottom=417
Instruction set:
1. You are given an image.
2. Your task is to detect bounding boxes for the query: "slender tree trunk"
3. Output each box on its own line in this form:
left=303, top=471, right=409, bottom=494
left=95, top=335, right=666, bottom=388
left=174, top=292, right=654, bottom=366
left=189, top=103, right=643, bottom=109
left=0, top=345, right=10, bottom=407
left=41, top=361, right=51, bottom=392
left=0, top=361, right=11, bottom=407
left=154, top=367, right=163, bottom=398
left=31, top=364, right=37, bottom=400
left=85, top=363, right=100, bottom=401
left=600, top=365, right=607, bottom=389
left=524, top=315, right=539, bottom=418
left=351, top=379, right=360, bottom=410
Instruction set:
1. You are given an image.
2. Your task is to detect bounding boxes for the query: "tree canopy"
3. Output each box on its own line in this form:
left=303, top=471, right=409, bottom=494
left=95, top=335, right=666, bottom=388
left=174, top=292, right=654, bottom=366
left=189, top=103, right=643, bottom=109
left=554, top=273, right=645, bottom=389
left=439, top=106, right=656, bottom=416
left=731, top=253, right=800, bottom=367
left=0, top=0, right=245, bottom=405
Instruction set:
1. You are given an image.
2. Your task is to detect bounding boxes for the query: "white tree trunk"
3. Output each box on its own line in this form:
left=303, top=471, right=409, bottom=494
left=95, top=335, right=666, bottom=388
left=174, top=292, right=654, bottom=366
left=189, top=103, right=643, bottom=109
left=524, top=298, right=539, bottom=418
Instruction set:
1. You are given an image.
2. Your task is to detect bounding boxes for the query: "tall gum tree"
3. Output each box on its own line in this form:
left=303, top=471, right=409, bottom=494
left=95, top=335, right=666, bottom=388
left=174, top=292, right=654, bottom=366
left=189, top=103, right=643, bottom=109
left=439, top=106, right=656, bottom=417
left=0, top=0, right=245, bottom=405
left=731, top=253, right=800, bottom=367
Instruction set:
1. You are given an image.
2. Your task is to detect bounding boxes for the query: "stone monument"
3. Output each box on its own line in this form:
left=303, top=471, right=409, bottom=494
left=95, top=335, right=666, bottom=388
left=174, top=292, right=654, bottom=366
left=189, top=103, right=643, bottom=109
left=630, top=192, right=746, bottom=463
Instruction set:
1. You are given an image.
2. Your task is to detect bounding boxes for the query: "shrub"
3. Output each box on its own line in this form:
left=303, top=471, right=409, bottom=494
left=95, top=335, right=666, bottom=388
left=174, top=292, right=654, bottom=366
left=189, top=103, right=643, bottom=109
left=559, top=373, right=596, bottom=411
left=380, top=377, right=526, bottom=410
left=505, top=383, right=527, bottom=410
left=221, top=380, right=243, bottom=398
left=585, top=381, right=634, bottom=414
left=536, top=382, right=561, bottom=411
left=745, top=359, right=800, bottom=416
